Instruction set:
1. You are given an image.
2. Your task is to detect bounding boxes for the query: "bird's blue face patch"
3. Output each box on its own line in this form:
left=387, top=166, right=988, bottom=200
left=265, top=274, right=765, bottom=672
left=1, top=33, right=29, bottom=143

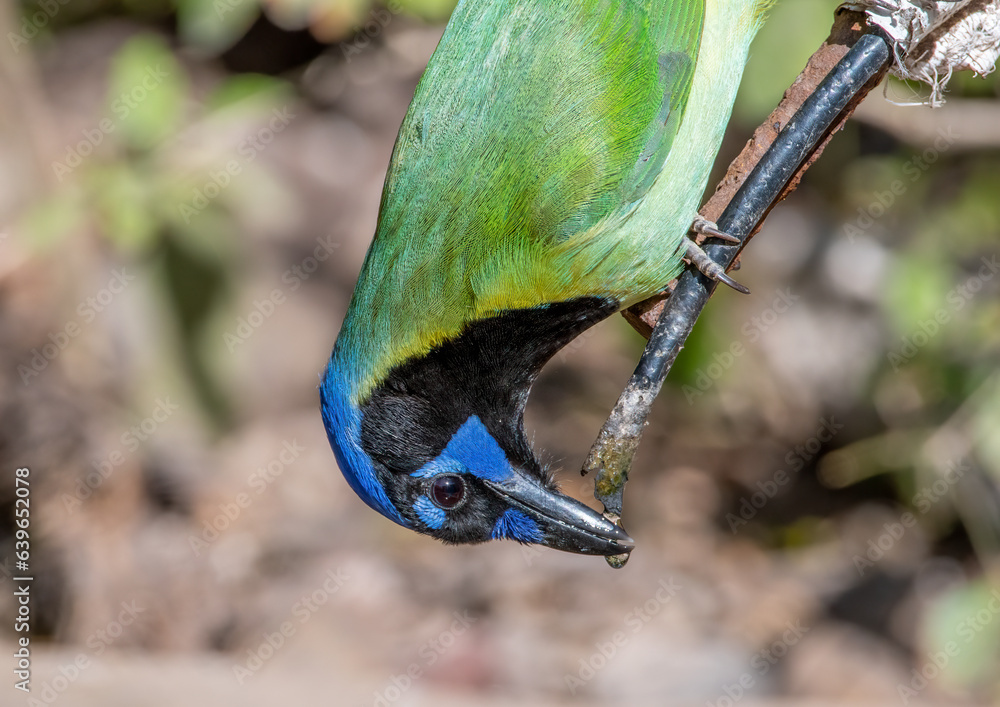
left=413, top=496, right=446, bottom=529
left=492, top=509, right=542, bottom=543
left=411, top=415, right=512, bottom=483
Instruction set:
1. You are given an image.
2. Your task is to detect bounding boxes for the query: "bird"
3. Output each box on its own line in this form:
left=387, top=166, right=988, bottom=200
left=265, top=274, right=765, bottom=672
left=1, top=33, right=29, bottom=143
left=321, top=0, right=770, bottom=555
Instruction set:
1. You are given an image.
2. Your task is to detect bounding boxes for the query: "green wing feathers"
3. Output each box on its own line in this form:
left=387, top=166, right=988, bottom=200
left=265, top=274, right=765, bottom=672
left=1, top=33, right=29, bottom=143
left=345, top=0, right=705, bottom=397
left=382, top=0, right=702, bottom=239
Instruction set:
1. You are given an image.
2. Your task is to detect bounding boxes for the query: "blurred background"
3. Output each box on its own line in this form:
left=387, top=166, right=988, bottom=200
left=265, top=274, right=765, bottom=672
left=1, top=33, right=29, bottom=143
left=1, top=0, right=999, bottom=705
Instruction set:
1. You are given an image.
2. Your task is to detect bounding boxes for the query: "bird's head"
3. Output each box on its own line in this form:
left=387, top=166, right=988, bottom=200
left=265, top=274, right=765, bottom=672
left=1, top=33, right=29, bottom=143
left=320, top=298, right=634, bottom=557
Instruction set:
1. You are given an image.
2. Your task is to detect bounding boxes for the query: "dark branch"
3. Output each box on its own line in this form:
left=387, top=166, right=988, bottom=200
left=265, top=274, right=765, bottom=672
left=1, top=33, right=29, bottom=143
left=583, top=10, right=893, bottom=568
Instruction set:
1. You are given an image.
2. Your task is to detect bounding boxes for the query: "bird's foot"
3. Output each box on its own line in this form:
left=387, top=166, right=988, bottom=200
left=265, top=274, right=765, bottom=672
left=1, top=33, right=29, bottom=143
left=691, top=216, right=740, bottom=244
left=686, top=218, right=750, bottom=295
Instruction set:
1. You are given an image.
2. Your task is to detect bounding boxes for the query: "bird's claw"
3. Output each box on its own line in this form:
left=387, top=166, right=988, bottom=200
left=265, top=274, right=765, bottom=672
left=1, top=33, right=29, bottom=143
left=691, top=216, right=741, bottom=244
left=684, top=238, right=751, bottom=295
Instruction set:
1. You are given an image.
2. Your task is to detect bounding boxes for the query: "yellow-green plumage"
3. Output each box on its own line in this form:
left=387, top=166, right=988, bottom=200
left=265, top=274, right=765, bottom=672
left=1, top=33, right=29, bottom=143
left=338, top=0, right=769, bottom=402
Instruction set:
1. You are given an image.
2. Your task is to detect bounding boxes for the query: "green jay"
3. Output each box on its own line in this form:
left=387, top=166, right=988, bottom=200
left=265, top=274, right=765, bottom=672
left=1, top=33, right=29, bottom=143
left=321, top=0, right=770, bottom=555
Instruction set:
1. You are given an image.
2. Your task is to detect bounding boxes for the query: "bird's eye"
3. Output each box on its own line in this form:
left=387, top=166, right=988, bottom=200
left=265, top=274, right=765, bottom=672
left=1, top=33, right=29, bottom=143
left=430, top=474, right=465, bottom=509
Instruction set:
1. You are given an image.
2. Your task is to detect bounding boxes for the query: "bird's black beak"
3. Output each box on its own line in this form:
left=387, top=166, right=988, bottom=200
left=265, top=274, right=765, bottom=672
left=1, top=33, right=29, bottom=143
left=484, top=470, right=634, bottom=556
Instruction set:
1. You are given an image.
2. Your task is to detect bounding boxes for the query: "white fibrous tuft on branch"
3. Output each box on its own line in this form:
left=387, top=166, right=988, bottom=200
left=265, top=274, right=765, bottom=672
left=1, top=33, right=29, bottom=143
left=846, top=0, right=1000, bottom=105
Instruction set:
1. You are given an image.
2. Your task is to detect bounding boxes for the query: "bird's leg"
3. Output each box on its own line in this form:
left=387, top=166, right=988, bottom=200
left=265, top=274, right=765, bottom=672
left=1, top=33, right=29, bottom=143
left=686, top=217, right=750, bottom=295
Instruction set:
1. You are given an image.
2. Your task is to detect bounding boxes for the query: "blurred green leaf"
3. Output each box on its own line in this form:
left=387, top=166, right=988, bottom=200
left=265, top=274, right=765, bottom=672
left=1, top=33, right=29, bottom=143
left=393, top=0, right=457, bottom=21
left=107, top=35, right=188, bottom=150
left=885, top=252, right=954, bottom=338
left=91, top=164, right=159, bottom=253
left=176, top=0, right=261, bottom=53
left=923, top=579, right=1000, bottom=690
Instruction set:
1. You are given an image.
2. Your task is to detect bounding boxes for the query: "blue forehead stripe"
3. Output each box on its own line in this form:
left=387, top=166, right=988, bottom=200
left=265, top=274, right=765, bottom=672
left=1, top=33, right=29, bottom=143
left=441, top=415, right=511, bottom=482
left=492, top=509, right=542, bottom=543
left=410, top=415, right=510, bottom=482
left=413, top=496, right=446, bottom=529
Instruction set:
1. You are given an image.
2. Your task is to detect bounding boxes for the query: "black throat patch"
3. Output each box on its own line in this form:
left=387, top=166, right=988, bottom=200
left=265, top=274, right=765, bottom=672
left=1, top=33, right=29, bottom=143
left=359, top=297, right=618, bottom=475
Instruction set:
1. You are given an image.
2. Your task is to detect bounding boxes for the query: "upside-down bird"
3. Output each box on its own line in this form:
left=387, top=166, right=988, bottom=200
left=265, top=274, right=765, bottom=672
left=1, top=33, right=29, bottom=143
left=321, top=0, right=769, bottom=555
